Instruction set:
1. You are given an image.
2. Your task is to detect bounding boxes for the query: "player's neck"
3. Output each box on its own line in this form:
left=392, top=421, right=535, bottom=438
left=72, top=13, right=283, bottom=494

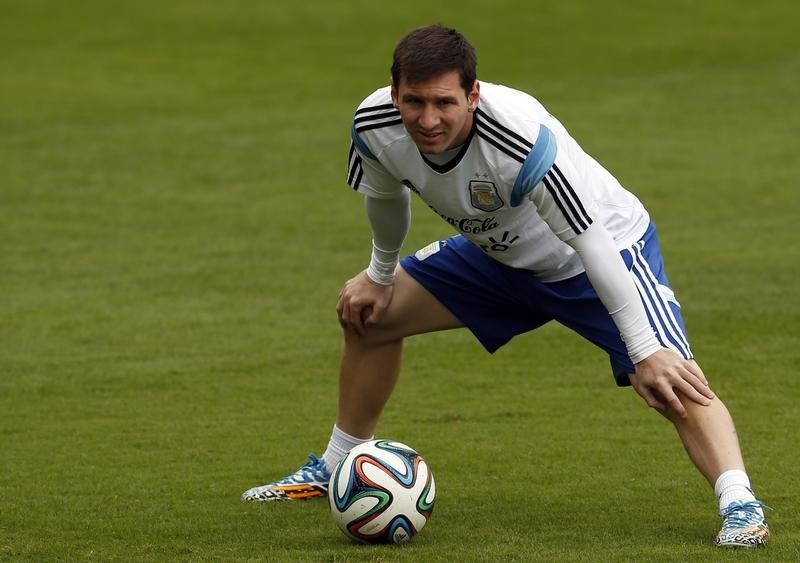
left=422, top=144, right=463, bottom=164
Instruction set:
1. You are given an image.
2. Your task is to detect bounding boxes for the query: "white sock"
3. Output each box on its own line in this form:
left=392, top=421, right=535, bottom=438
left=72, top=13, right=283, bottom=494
left=714, top=469, right=760, bottom=515
left=322, top=424, right=373, bottom=474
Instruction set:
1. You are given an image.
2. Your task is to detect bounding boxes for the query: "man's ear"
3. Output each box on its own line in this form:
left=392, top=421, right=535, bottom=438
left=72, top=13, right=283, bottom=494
left=390, top=82, right=399, bottom=108
left=468, top=80, right=481, bottom=111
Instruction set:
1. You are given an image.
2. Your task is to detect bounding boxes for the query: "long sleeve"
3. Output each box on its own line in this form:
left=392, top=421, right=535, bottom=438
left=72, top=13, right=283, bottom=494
left=566, top=222, right=662, bottom=363
left=364, top=190, right=411, bottom=285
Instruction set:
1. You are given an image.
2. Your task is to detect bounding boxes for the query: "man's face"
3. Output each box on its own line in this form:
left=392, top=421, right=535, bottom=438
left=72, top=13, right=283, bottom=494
left=391, top=71, right=479, bottom=154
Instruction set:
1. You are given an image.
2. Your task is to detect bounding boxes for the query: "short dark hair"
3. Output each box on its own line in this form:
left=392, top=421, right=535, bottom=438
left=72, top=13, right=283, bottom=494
left=390, top=24, right=477, bottom=94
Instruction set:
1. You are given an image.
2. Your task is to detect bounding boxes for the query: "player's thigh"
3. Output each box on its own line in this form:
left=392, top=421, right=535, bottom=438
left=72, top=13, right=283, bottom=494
left=371, top=265, right=464, bottom=340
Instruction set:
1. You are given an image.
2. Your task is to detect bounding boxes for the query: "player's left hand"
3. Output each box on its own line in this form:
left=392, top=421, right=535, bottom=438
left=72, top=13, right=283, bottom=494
left=630, top=349, right=715, bottom=418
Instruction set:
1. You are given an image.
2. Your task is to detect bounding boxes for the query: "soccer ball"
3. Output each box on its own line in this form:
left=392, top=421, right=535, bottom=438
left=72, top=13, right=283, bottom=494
left=328, top=439, right=435, bottom=544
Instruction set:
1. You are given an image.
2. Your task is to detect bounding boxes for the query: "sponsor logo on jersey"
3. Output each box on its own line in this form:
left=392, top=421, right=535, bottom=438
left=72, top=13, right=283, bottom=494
left=449, top=216, right=499, bottom=234
left=433, top=212, right=499, bottom=235
left=468, top=180, right=504, bottom=212
left=479, top=231, right=520, bottom=252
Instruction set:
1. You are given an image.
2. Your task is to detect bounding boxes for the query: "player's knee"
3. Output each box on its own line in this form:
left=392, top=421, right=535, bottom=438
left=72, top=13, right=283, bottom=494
left=657, top=404, right=683, bottom=423
left=644, top=388, right=684, bottom=421
left=657, top=392, right=699, bottom=424
left=341, top=323, right=403, bottom=348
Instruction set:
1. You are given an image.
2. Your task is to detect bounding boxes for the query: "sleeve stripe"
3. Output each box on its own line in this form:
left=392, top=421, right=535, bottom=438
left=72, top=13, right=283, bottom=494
left=352, top=164, right=363, bottom=190
left=354, top=107, right=402, bottom=134
left=355, top=102, right=396, bottom=115
left=474, top=112, right=531, bottom=162
left=475, top=108, right=533, bottom=148
left=476, top=130, right=526, bottom=164
left=542, top=167, right=593, bottom=233
left=354, top=109, right=401, bottom=125
left=356, top=117, right=403, bottom=133
left=351, top=123, right=377, bottom=160
left=347, top=143, right=364, bottom=190
left=476, top=125, right=529, bottom=161
left=552, top=164, right=592, bottom=224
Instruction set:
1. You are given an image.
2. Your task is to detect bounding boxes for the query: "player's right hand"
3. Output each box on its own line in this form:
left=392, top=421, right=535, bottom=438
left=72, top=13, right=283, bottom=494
left=336, top=270, right=394, bottom=336
left=631, top=349, right=714, bottom=418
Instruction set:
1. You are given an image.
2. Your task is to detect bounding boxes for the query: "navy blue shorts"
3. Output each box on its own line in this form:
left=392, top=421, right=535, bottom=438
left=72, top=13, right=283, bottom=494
left=400, top=223, right=692, bottom=386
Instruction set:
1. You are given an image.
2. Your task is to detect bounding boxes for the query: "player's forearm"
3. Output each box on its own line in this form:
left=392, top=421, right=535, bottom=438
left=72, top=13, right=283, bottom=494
left=567, top=223, right=661, bottom=363
left=364, top=191, right=411, bottom=285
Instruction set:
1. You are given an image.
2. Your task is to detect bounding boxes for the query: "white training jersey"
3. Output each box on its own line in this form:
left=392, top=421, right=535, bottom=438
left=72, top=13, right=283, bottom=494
left=346, top=82, right=650, bottom=282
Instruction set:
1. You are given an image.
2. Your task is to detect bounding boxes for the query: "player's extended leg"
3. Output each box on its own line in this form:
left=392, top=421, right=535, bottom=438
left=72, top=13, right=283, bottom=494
left=658, top=382, right=744, bottom=486
left=241, top=266, right=463, bottom=501
left=648, top=374, right=769, bottom=547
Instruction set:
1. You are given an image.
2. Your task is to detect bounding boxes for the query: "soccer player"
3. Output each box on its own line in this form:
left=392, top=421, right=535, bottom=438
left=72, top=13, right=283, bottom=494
left=242, top=24, right=769, bottom=547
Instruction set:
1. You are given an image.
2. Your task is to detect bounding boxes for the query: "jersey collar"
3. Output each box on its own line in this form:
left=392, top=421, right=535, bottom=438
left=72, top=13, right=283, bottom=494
left=420, top=120, right=476, bottom=174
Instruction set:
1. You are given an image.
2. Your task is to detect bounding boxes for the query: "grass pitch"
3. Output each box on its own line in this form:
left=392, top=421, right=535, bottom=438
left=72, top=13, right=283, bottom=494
left=1, top=1, right=799, bottom=561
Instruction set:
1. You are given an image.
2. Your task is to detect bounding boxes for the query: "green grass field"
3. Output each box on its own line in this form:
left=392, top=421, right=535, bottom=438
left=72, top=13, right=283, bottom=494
left=2, top=1, right=799, bottom=560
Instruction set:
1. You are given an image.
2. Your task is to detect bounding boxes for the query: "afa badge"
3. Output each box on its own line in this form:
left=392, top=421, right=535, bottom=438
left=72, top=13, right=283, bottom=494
left=468, top=180, right=504, bottom=212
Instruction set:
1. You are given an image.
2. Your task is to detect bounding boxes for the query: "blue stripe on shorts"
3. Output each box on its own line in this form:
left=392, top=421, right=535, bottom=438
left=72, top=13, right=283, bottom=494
left=400, top=222, right=691, bottom=387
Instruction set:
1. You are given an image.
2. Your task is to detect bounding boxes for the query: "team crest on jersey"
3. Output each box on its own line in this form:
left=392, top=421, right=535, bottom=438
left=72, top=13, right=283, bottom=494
left=468, top=181, right=504, bottom=212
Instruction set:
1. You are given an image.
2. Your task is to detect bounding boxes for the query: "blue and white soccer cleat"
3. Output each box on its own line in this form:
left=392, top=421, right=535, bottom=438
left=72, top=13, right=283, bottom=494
left=241, top=454, right=331, bottom=502
left=715, top=500, right=770, bottom=547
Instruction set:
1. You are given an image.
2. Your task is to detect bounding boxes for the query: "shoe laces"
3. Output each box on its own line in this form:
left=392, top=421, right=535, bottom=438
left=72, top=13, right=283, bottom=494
left=286, top=454, right=329, bottom=483
left=719, top=500, right=770, bottom=529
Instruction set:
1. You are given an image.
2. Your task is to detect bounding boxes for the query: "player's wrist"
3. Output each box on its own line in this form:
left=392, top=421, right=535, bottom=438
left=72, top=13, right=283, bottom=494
left=627, top=332, right=663, bottom=364
left=366, top=263, right=395, bottom=285
left=366, top=242, right=400, bottom=285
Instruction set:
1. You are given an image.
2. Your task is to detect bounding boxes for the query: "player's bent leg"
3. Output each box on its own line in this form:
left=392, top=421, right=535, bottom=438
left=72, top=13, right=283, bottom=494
left=337, top=265, right=464, bottom=439
left=354, top=265, right=465, bottom=344
left=242, top=267, right=463, bottom=502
